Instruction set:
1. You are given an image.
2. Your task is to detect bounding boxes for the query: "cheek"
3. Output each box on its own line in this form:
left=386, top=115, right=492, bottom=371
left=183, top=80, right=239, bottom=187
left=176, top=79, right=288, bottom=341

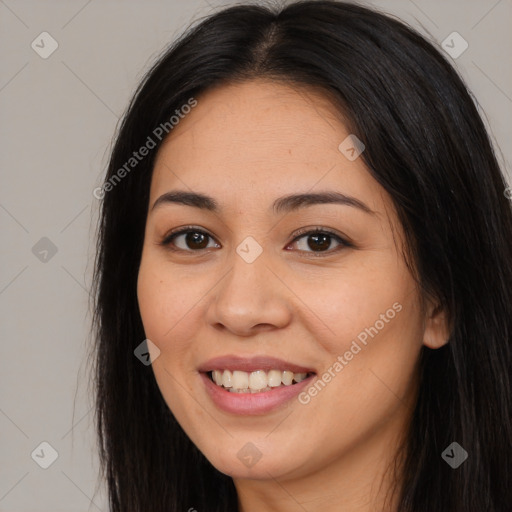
left=301, top=261, right=416, bottom=353
left=299, top=262, right=423, bottom=415
left=136, top=257, right=205, bottom=418
left=137, top=256, right=202, bottom=345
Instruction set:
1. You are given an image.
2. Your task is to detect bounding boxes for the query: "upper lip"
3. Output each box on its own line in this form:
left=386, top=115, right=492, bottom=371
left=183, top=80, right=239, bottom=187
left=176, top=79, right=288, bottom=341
left=198, top=355, right=316, bottom=374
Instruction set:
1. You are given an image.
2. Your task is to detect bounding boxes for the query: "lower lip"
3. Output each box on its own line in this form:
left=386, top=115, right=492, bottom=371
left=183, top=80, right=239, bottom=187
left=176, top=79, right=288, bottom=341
left=200, top=372, right=315, bottom=415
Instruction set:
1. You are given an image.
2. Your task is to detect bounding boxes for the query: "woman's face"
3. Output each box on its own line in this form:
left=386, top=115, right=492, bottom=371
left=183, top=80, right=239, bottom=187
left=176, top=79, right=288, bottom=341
left=137, top=80, right=446, bottom=489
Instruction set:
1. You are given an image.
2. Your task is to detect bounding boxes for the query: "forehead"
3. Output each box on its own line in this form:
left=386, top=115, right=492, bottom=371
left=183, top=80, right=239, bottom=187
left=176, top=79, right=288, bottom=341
left=150, top=80, right=384, bottom=212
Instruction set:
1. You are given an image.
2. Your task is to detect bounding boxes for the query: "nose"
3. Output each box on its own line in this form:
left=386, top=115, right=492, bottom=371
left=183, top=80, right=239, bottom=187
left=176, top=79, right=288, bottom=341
left=205, top=246, right=292, bottom=337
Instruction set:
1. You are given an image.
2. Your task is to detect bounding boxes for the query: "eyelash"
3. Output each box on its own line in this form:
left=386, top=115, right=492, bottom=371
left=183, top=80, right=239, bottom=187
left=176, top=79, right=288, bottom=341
left=159, top=225, right=353, bottom=257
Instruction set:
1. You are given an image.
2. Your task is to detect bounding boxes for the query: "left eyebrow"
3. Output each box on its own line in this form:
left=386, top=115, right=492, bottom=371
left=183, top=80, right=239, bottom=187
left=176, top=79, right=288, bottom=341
left=272, top=191, right=376, bottom=216
left=150, top=190, right=376, bottom=216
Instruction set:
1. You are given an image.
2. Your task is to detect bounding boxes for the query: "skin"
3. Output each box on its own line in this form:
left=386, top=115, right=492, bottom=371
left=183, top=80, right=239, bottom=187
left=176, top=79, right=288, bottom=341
left=136, top=79, right=449, bottom=512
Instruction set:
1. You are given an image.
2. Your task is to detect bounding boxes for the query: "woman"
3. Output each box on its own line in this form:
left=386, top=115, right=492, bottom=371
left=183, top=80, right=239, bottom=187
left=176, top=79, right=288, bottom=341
left=91, top=1, right=512, bottom=511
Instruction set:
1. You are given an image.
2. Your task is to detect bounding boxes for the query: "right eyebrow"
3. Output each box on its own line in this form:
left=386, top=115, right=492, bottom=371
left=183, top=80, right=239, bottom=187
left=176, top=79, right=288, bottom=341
left=151, top=190, right=218, bottom=212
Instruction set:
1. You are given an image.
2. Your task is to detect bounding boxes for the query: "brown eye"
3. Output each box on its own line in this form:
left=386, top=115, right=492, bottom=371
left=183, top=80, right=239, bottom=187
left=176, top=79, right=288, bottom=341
left=182, top=231, right=210, bottom=250
left=288, top=228, right=352, bottom=255
left=162, top=228, right=219, bottom=252
left=304, top=233, right=332, bottom=251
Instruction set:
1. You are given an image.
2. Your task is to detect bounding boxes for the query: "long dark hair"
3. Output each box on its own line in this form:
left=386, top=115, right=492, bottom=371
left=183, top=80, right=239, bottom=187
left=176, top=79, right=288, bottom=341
left=91, top=1, right=512, bottom=510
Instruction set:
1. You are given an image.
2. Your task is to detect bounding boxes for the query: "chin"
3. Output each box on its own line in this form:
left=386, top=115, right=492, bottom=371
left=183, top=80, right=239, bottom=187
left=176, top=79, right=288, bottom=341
left=200, top=442, right=305, bottom=481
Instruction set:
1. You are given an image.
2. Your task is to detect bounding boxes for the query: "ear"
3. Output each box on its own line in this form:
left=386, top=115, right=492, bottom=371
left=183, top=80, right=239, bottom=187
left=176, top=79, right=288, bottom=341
left=422, top=300, right=450, bottom=349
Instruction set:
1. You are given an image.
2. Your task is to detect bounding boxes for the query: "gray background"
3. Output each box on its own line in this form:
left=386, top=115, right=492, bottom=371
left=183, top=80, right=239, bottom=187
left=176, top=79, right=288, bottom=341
left=1, top=0, right=510, bottom=510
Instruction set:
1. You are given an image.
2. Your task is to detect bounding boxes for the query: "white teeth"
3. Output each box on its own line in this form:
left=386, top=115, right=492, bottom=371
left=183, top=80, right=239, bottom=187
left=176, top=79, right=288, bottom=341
left=222, top=370, right=233, bottom=388
left=268, top=369, right=282, bottom=387
left=232, top=370, right=249, bottom=390
left=282, top=370, right=293, bottom=386
left=249, top=370, right=267, bottom=391
left=294, top=372, right=307, bottom=383
left=213, top=370, right=223, bottom=385
left=210, top=369, right=312, bottom=392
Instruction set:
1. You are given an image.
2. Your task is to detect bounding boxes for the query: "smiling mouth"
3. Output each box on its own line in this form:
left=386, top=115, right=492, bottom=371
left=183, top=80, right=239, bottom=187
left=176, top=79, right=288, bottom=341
left=207, top=369, right=315, bottom=393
